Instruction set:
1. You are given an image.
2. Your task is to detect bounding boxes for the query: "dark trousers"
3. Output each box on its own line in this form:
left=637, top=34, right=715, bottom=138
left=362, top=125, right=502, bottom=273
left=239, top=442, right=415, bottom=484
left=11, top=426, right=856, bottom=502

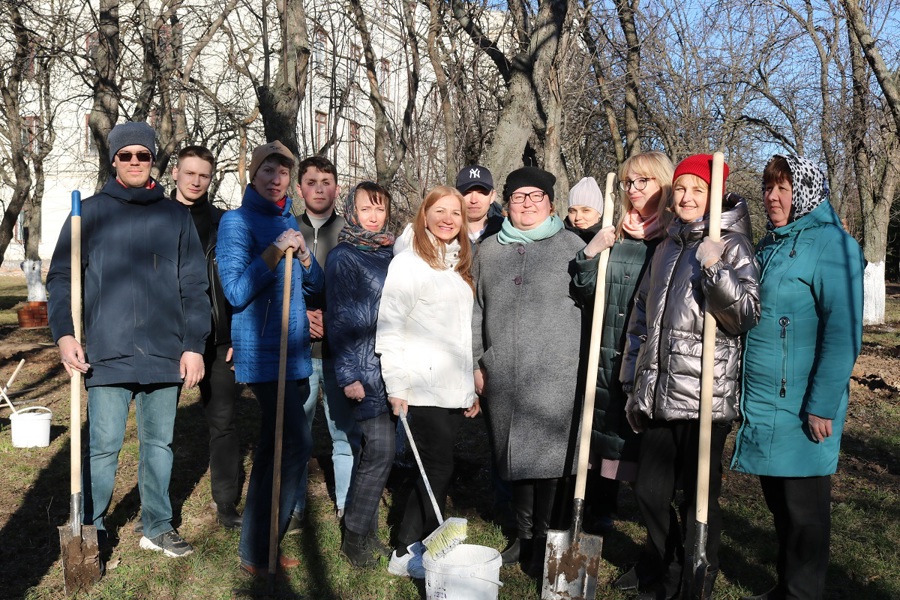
left=344, top=412, right=395, bottom=536
left=635, top=420, right=730, bottom=579
left=238, top=379, right=312, bottom=568
left=396, top=405, right=463, bottom=549
left=760, top=475, right=831, bottom=600
left=200, top=342, right=240, bottom=507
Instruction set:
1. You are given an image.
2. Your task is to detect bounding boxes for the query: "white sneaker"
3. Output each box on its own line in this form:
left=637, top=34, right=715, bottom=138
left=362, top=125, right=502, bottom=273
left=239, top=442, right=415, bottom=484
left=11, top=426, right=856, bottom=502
left=388, top=542, right=426, bottom=579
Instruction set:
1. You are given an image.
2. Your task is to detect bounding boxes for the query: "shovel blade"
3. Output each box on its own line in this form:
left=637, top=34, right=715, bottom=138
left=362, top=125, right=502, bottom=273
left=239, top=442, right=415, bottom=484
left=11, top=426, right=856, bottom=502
left=541, top=527, right=603, bottom=600
left=59, top=523, right=102, bottom=595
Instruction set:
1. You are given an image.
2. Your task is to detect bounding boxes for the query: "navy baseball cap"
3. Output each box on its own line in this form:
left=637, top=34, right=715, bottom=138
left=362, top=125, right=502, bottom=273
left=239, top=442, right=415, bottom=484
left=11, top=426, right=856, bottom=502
left=456, top=165, right=494, bottom=194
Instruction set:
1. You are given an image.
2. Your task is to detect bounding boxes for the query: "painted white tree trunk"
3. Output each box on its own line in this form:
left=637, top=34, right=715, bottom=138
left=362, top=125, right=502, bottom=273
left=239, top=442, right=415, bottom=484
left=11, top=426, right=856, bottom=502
left=21, top=259, right=47, bottom=302
left=863, top=260, right=885, bottom=325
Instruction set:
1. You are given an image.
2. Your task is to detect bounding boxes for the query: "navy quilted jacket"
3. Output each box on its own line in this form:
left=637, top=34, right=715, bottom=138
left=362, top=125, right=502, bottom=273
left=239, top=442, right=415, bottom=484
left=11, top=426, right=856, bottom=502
left=325, top=241, right=393, bottom=421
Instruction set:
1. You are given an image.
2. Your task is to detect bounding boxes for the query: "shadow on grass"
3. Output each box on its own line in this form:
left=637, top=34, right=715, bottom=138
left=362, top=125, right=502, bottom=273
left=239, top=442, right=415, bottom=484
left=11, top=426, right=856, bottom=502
left=0, top=387, right=249, bottom=598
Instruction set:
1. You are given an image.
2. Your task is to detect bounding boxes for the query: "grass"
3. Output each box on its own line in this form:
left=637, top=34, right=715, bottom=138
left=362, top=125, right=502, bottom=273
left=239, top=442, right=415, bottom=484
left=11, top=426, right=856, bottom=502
left=0, top=275, right=28, bottom=326
left=0, top=274, right=898, bottom=599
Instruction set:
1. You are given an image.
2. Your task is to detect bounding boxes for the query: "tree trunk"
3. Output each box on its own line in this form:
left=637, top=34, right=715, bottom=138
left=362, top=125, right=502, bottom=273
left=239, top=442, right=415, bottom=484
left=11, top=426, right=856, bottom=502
left=90, top=0, right=121, bottom=190
left=0, top=2, right=33, bottom=266
left=257, top=0, right=309, bottom=162
left=616, top=0, right=641, bottom=157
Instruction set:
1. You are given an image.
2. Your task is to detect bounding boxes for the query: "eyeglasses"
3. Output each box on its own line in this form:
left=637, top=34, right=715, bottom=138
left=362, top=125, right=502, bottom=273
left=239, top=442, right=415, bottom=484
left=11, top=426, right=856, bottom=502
left=619, top=177, right=655, bottom=192
left=116, top=151, right=153, bottom=163
left=509, top=191, right=547, bottom=204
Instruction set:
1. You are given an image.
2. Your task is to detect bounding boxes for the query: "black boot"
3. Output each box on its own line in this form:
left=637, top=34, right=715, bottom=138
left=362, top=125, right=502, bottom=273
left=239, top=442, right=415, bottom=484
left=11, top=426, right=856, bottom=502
left=341, top=529, right=384, bottom=568
left=500, top=538, right=521, bottom=565
left=527, top=536, right=547, bottom=580
left=701, top=568, right=718, bottom=600
left=216, top=504, right=243, bottom=530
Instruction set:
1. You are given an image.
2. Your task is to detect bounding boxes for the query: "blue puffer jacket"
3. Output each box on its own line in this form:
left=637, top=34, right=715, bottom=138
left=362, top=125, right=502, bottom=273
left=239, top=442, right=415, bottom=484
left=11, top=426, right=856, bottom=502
left=325, top=242, right=393, bottom=421
left=216, top=186, right=324, bottom=384
left=732, top=199, right=864, bottom=477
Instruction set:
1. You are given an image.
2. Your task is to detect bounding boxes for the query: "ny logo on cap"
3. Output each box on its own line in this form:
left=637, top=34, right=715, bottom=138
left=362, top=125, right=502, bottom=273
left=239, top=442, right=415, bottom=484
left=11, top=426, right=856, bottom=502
left=470, top=168, right=480, bottom=179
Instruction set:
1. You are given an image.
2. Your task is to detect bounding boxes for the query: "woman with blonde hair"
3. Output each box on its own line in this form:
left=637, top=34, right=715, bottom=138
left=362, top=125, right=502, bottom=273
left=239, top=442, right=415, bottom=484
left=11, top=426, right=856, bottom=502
left=376, top=185, right=480, bottom=579
left=572, top=151, right=675, bottom=589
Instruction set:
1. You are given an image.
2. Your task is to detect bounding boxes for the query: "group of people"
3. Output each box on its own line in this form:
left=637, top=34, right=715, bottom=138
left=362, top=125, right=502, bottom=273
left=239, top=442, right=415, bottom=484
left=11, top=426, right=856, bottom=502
left=47, top=120, right=864, bottom=600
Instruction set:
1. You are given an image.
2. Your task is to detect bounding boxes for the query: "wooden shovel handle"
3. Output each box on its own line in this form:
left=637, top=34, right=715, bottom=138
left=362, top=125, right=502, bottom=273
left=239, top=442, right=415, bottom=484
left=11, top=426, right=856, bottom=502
left=574, top=172, right=617, bottom=501
left=71, top=191, right=82, bottom=497
left=696, top=153, right=724, bottom=525
left=269, top=247, right=294, bottom=580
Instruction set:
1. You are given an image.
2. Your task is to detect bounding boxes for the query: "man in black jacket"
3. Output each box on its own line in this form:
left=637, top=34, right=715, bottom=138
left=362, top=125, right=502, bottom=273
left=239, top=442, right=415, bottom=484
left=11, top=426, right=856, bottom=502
left=171, top=145, right=241, bottom=529
left=456, top=164, right=504, bottom=248
left=48, top=122, right=210, bottom=559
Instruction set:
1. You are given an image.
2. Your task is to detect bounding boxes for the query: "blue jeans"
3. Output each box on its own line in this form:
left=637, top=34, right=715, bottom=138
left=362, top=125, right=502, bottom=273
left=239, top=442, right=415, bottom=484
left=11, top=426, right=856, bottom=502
left=83, top=384, right=178, bottom=539
left=292, top=358, right=361, bottom=514
left=239, top=379, right=312, bottom=568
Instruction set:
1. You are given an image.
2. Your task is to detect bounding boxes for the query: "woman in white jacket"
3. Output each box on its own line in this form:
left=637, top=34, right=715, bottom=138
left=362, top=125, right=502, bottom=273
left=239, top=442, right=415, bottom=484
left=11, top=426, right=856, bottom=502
left=376, top=185, right=480, bottom=578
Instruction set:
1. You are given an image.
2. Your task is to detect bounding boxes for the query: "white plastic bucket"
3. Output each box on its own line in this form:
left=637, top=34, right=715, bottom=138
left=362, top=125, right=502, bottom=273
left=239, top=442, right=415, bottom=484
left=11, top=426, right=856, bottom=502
left=10, top=407, right=52, bottom=448
left=423, top=544, right=503, bottom=600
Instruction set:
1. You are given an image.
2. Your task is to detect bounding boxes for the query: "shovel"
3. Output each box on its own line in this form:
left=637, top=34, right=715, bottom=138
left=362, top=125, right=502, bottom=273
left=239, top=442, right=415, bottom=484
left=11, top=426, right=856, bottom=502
left=58, top=190, right=102, bottom=593
left=686, top=152, right=725, bottom=600
left=266, top=247, right=294, bottom=594
left=542, top=172, right=616, bottom=600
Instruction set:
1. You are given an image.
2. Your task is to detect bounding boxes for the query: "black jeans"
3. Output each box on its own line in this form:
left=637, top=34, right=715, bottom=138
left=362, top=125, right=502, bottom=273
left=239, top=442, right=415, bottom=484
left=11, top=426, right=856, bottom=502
left=760, top=475, right=831, bottom=600
left=634, top=420, right=730, bottom=579
left=200, top=342, right=240, bottom=507
left=396, top=405, right=463, bottom=550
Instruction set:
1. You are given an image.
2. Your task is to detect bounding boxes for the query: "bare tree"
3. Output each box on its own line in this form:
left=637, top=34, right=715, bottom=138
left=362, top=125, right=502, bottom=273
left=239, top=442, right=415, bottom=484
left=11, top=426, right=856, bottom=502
left=88, top=0, right=121, bottom=188
left=845, top=8, right=899, bottom=324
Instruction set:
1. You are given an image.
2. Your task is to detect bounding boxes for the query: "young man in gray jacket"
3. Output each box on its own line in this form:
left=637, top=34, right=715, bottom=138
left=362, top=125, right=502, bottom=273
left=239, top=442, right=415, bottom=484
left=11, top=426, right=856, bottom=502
left=289, top=156, right=362, bottom=529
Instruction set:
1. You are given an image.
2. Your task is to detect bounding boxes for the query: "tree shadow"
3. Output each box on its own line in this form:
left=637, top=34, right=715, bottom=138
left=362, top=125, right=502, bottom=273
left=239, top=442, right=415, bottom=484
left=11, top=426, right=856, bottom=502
left=0, top=386, right=249, bottom=598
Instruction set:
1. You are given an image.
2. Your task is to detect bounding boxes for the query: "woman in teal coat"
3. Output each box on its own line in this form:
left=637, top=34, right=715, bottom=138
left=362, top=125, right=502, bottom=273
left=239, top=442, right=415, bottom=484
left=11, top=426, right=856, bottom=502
left=732, top=154, right=864, bottom=600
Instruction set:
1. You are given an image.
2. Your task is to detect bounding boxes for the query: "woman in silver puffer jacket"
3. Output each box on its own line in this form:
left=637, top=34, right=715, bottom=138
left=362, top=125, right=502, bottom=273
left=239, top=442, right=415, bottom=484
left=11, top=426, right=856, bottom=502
left=620, top=154, right=760, bottom=600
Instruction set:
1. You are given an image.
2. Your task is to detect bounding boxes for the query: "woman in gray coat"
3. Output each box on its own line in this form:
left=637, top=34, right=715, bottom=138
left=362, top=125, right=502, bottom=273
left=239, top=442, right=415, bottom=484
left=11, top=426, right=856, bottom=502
left=621, top=154, right=760, bottom=600
left=472, top=166, right=585, bottom=577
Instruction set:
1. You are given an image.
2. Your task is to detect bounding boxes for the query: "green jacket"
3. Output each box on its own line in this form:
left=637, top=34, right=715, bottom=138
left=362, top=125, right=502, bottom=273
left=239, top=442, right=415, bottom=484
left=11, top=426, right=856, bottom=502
left=732, top=200, right=864, bottom=477
left=572, top=236, right=659, bottom=463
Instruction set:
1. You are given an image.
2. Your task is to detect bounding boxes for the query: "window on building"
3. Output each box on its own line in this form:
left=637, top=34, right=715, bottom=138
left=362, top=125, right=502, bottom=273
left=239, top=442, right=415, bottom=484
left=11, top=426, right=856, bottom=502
left=349, top=121, right=360, bottom=166
left=314, top=29, right=328, bottom=73
left=85, top=114, right=97, bottom=156
left=315, top=111, right=329, bottom=150
left=21, top=115, right=39, bottom=154
left=85, top=32, right=99, bottom=61
left=379, top=58, right=390, bottom=101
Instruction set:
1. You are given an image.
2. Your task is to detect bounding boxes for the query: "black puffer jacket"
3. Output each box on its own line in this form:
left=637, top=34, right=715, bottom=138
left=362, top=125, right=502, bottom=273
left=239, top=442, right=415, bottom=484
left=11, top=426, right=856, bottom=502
left=325, top=241, right=393, bottom=421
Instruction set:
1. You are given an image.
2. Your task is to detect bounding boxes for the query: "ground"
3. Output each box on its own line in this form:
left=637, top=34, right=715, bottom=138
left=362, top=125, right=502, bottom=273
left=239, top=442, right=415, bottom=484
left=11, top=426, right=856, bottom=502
left=0, top=280, right=897, bottom=599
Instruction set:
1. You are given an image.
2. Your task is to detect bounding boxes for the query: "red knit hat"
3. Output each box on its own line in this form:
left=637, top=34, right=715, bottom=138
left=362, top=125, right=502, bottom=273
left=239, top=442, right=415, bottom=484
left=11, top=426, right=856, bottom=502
left=673, top=154, right=729, bottom=193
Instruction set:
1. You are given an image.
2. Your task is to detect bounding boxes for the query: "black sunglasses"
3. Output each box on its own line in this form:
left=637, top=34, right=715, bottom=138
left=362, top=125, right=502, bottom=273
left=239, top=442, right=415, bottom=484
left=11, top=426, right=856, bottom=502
left=116, top=151, right=153, bottom=163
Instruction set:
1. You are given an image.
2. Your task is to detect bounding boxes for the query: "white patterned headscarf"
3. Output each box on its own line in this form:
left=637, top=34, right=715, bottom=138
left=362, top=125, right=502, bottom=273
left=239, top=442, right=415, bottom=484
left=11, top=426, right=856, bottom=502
left=764, top=154, right=829, bottom=228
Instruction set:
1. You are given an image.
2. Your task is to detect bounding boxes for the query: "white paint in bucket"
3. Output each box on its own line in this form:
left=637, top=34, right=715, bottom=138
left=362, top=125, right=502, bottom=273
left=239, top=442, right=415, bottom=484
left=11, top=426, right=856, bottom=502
left=423, top=543, right=503, bottom=600
left=10, top=406, right=52, bottom=448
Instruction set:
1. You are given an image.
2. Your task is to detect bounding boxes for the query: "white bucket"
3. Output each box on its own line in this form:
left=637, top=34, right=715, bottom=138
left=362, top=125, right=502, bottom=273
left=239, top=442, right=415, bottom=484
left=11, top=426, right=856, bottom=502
left=423, top=544, right=503, bottom=600
left=10, top=407, right=52, bottom=448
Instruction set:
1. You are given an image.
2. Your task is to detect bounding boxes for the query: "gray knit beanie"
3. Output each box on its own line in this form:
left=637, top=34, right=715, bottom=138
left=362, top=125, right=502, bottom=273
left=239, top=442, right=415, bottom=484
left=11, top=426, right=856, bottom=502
left=567, top=177, right=603, bottom=214
left=108, top=122, right=156, bottom=163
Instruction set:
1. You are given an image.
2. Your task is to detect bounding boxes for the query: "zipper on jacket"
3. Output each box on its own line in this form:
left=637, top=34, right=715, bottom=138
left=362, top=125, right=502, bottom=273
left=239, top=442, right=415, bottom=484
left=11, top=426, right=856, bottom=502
left=312, top=227, right=320, bottom=260
left=779, top=316, right=790, bottom=397
left=261, top=299, right=271, bottom=336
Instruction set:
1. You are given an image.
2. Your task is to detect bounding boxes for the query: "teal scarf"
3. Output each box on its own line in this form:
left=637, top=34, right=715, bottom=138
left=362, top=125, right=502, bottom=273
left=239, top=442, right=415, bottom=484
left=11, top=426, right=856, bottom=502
left=497, top=215, right=564, bottom=245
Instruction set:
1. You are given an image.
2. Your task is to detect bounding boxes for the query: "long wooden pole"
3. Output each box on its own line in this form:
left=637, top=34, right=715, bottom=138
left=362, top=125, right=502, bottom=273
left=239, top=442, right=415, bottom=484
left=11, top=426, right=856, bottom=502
left=267, top=247, right=294, bottom=591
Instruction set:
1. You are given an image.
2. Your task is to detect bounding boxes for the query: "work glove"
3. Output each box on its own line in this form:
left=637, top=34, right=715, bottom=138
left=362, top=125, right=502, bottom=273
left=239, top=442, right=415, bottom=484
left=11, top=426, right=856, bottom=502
left=584, top=225, right=616, bottom=259
left=624, top=392, right=646, bottom=434
left=696, top=237, right=725, bottom=268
